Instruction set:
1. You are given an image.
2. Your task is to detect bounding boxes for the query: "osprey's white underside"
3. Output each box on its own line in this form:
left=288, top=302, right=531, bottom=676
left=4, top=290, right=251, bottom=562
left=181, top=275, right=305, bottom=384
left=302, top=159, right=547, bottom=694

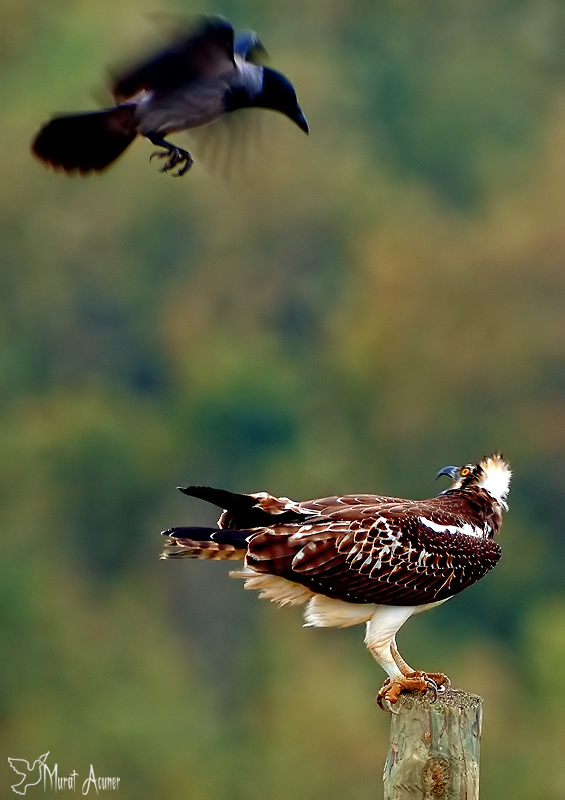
left=231, top=568, right=448, bottom=678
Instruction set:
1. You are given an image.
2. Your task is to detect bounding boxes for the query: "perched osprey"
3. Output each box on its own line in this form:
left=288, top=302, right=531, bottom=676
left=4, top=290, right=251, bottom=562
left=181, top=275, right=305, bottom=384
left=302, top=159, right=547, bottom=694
left=161, top=454, right=511, bottom=709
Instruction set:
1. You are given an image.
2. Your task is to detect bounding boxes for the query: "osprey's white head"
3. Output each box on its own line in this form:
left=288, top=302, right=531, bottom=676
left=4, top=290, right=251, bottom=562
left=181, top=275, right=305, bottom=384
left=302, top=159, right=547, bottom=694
left=437, top=453, right=512, bottom=508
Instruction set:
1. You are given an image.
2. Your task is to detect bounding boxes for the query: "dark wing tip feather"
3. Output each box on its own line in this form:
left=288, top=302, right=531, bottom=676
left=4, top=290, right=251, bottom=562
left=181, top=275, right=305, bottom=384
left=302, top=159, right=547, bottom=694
left=177, top=485, right=254, bottom=511
left=161, top=526, right=220, bottom=539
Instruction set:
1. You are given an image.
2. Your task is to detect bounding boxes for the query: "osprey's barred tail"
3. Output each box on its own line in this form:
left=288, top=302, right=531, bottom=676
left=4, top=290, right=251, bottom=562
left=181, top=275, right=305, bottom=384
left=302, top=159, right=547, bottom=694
left=160, top=482, right=309, bottom=560
left=160, top=525, right=249, bottom=561
left=32, top=106, right=137, bottom=173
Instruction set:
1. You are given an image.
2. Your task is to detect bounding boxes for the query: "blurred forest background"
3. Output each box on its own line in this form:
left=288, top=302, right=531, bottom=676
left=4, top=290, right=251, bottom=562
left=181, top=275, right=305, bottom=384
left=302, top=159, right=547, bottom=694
left=1, top=0, right=565, bottom=797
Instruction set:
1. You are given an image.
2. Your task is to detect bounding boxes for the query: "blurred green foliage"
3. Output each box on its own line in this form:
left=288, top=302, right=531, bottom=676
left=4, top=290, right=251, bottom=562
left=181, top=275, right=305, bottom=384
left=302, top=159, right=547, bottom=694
left=1, top=0, right=565, bottom=797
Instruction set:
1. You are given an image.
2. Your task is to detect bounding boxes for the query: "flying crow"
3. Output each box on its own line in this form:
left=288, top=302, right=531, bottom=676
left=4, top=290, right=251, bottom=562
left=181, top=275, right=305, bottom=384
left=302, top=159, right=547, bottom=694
left=32, top=15, right=308, bottom=176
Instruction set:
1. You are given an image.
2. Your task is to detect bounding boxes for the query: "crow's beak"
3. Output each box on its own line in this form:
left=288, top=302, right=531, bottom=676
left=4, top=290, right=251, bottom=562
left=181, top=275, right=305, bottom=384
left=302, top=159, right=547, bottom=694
left=435, top=465, right=458, bottom=481
left=292, top=108, right=309, bottom=134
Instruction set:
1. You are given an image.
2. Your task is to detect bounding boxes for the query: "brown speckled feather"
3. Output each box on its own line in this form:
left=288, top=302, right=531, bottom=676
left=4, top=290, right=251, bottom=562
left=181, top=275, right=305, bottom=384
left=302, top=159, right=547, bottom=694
left=242, top=510, right=500, bottom=606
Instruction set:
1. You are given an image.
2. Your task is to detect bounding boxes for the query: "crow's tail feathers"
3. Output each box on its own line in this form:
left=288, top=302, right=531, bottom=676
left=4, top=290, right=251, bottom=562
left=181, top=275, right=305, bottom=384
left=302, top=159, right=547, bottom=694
left=32, top=106, right=137, bottom=173
left=160, top=526, right=250, bottom=561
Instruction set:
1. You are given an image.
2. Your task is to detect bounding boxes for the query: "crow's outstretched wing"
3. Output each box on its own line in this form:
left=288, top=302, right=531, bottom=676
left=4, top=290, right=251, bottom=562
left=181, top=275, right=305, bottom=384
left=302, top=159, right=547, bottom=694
left=113, top=15, right=236, bottom=99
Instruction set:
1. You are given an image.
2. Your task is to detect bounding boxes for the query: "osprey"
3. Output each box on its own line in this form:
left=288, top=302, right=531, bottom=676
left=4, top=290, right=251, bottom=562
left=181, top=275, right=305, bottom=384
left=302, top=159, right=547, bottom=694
left=161, top=454, right=511, bottom=709
left=32, top=15, right=308, bottom=176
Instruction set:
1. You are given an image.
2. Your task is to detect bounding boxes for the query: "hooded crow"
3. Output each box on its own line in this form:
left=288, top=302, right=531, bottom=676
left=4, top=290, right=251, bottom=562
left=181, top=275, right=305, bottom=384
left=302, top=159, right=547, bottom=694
left=32, top=15, right=308, bottom=176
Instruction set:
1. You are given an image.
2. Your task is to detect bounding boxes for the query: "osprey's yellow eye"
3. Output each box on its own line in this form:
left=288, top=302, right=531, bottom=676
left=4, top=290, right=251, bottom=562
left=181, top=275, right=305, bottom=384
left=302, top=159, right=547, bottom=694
left=460, top=467, right=471, bottom=477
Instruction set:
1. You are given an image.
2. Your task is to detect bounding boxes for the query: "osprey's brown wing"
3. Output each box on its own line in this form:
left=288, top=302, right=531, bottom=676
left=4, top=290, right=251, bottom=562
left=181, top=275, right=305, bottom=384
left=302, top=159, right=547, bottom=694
left=244, top=494, right=501, bottom=606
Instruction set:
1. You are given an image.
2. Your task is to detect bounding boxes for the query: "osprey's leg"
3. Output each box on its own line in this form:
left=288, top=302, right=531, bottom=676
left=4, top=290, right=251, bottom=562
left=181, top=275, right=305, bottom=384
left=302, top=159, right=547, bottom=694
left=365, top=609, right=449, bottom=711
left=364, top=607, right=414, bottom=710
left=390, top=637, right=414, bottom=674
left=392, top=638, right=450, bottom=686
left=147, top=134, right=194, bottom=176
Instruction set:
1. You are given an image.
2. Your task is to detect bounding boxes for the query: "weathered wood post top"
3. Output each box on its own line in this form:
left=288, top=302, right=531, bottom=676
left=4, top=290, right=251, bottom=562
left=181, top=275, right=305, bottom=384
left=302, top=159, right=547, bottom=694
left=383, top=688, right=483, bottom=800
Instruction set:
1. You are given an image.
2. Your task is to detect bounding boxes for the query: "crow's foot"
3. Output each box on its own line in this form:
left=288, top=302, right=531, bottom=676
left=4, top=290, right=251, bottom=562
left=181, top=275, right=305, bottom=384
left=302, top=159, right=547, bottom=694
left=150, top=146, right=194, bottom=176
left=377, top=671, right=450, bottom=711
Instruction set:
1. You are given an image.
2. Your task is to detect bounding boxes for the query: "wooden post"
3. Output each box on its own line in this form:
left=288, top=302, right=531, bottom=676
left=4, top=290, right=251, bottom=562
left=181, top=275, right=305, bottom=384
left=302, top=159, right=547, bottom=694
left=383, top=689, right=483, bottom=800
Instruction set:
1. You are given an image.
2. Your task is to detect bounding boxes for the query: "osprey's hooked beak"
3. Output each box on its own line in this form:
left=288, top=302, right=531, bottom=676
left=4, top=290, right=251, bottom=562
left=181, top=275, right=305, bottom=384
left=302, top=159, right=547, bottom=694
left=435, top=465, right=458, bottom=481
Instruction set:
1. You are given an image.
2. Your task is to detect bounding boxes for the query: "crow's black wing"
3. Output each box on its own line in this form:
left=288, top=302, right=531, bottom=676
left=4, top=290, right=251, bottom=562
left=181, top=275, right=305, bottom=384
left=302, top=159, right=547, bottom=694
left=113, top=15, right=235, bottom=99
